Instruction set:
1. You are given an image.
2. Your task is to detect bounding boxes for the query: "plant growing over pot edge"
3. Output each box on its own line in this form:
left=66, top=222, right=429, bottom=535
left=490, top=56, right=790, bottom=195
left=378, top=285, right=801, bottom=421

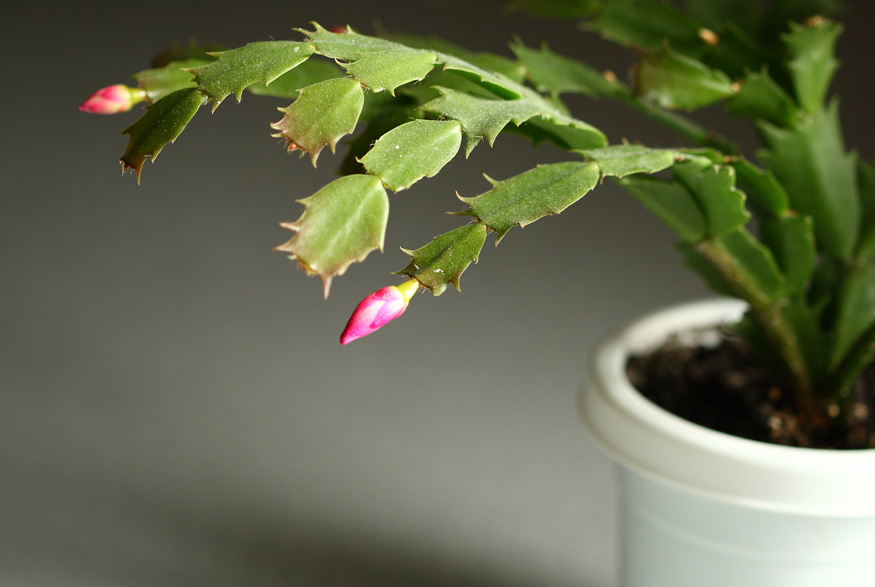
left=80, top=0, right=874, bottom=447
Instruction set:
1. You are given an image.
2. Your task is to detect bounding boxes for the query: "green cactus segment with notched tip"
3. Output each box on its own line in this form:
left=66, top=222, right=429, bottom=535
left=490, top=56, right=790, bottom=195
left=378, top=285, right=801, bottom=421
left=784, top=18, right=841, bottom=115
left=421, top=88, right=542, bottom=156
left=435, top=52, right=606, bottom=149
left=343, top=49, right=437, bottom=95
left=275, top=174, right=389, bottom=297
left=271, top=78, right=365, bottom=166
left=636, top=47, right=734, bottom=111
left=587, top=0, right=706, bottom=56
left=731, top=158, right=791, bottom=217
left=397, top=223, right=488, bottom=295
left=511, top=41, right=627, bottom=99
left=727, top=69, right=799, bottom=127
left=359, top=120, right=462, bottom=192
left=759, top=215, right=816, bottom=296
left=304, top=24, right=412, bottom=60
left=186, top=41, right=314, bottom=108
left=578, top=144, right=679, bottom=178
left=456, top=162, right=600, bottom=243
left=758, top=101, right=860, bottom=260
left=305, top=25, right=437, bottom=94
left=120, top=87, right=206, bottom=181
left=672, top=161, right=749, bottom=236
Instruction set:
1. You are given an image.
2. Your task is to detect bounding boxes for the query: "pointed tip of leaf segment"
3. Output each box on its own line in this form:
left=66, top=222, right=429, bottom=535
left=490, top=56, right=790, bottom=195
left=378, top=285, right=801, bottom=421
left=453, top=191, right=475, bottom=207
left=493, top=229, right=511, bottom=246
left=278, top=221, right=300, bottom=234
left=482, top=173, right=500, bottom=187
left=119, top=159, right=144, bottom=184
left=119, top=157, right=146, bottom=184
left=463, top=136, right=482, bottom=158
left=270, top=126, right=325, bottom=168
left=273, top=222, right=298, bottom=255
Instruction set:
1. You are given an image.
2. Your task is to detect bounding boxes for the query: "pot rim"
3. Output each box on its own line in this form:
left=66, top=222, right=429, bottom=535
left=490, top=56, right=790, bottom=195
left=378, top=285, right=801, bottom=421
left=579, top=297, right=875, bottom=517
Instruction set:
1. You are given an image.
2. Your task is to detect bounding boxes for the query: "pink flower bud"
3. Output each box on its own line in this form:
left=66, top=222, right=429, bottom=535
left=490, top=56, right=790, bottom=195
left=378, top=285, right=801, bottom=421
left=78, top=84, right=144, bottom=114
left=340, top=279, right=419, bottom=345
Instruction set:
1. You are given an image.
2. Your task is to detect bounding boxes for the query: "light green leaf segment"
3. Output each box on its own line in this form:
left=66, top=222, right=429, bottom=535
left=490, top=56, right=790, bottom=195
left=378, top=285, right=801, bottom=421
left=121, top=88, right=205, bottom=180
left=100, top=1, right=873, bottom=414
left=359, top=120, right=462, bottom=191
left=397, top=224, right=488, bottom=295
left=187, top=41, right=315, bottom=108
left=456, top=162, right=600, bottom=242
left=271, top=78, right=364, bottom=165
left=275, top=174, right=389, bottom=297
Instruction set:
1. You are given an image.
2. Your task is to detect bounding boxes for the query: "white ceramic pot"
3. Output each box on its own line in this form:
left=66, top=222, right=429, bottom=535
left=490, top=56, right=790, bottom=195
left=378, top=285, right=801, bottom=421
left=579, top=298, right=875, bottom=587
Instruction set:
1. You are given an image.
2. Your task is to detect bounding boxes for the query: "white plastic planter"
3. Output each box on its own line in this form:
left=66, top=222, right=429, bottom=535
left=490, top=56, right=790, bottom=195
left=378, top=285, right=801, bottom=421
left=579, top=298, right=875, bottom=587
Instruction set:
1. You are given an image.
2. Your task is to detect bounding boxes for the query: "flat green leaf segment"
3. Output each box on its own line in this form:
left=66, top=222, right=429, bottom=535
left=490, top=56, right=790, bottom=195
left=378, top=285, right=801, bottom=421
left=588, top=0, right=705, bottom=56
left=306, top=25, right=438, bottom=93
left=785, top=19, right=841, bottom=114
left=727, top=70, right=798, bottom=127
left=276, top=175, right=389, bottom=297
left=304, top=24, right=417, bottom=60
left=271, top=78, right=364, bottom=165
left=344, top=50, right=436, bottom=95
left=248, top=59, right=344, bottom=99
left=457, top=162, right=600, bottom=242
left=759, top=101, right=859, bottom=259
left=637, top=47, right=734, bottom=110
left=760, top=215, right=815, bottom=295
left=731, top=159, right=790, bottom=217
left=359, top=120, right=462, bottom=192
left=188, top=41, right=314, bottom=108
left=302, top=24, right=606, bottom=153
left=397, top=223, right=488, bottom=295
left=511, top=42, right=626, bottom=98
left=578, top=145, right=679, bottom=178
left=134, top=58, right=211, bottom=103
left=438, top=52, right=606, bottom=149
left=673, top=161, right=749, bottom=236
left=120, top=88, right=205, bottom=181
left=421, top=88, right=542, bottom=155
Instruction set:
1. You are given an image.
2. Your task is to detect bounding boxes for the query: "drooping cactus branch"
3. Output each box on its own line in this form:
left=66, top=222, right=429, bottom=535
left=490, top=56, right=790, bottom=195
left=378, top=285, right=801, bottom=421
left=81, top=0, right=874, bottom=430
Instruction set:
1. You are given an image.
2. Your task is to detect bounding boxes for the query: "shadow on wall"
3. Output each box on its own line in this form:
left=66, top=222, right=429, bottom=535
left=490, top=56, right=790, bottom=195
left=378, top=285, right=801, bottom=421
left=8, top=466, right=606, bottom=587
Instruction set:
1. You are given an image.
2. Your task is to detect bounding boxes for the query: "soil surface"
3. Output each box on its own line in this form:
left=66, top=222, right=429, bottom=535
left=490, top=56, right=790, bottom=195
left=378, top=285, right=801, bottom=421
left=626, top=333, right=875, bottom=450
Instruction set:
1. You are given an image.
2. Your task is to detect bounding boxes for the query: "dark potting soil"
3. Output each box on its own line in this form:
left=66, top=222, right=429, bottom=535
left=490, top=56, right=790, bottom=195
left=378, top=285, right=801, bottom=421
left=626, top=334, right=875, bottom=450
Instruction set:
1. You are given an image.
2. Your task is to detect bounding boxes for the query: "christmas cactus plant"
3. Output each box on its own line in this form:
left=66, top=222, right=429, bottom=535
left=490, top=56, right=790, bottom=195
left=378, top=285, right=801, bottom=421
left=81, top=0, right=873, bottom=441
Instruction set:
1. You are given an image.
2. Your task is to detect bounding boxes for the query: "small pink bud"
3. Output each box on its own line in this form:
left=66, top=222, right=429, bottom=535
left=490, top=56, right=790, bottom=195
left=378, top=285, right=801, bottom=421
left=340, top=279, right=419, bottom=345
left=78, top=84, right=145, bottom=114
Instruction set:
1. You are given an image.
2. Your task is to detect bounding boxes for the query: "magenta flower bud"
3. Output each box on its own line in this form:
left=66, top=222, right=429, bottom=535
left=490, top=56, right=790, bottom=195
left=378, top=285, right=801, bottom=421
left=78, top=84, right=145, bottom=114
left=340, top=279, right=419, bottom=345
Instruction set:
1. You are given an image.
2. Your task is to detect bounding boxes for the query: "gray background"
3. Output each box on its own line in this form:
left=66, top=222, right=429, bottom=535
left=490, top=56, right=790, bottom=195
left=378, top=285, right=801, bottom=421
left=2, top=1, right=872, bottom=585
